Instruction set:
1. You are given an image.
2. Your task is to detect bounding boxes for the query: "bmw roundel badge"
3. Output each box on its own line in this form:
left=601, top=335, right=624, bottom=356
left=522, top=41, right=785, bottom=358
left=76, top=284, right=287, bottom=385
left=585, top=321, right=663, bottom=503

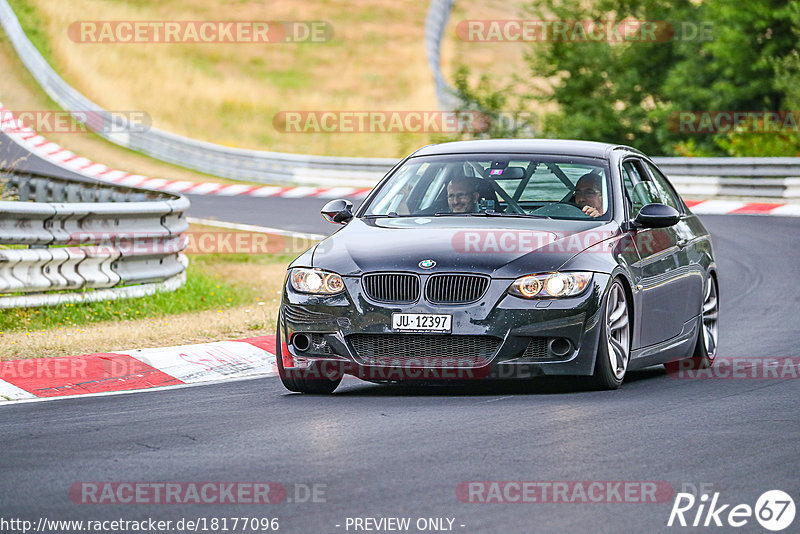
left=419, top=259, right=436, bottom=269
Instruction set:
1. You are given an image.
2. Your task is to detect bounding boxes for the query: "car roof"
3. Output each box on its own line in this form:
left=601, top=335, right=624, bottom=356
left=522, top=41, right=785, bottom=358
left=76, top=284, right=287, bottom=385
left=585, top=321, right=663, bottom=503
left=411, top=139, right=642, bottom=159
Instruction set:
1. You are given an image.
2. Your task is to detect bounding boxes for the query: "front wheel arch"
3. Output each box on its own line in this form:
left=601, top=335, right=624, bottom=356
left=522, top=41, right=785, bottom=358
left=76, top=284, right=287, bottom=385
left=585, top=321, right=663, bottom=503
left=588, top=275, right=633, bottom=389
left=613, top=273, right=635, bottom=350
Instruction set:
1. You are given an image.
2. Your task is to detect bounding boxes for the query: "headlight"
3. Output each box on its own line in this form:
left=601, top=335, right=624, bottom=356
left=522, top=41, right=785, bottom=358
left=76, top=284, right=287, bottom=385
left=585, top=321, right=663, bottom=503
left=289, top=268, right=345, bottom=295
left=508, top=272, right=592, bottom=299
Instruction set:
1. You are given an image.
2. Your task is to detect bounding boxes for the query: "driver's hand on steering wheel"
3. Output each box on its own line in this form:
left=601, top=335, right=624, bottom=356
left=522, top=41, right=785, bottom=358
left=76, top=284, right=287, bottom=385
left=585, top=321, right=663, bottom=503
left=582, top=205, right=601, bottom=218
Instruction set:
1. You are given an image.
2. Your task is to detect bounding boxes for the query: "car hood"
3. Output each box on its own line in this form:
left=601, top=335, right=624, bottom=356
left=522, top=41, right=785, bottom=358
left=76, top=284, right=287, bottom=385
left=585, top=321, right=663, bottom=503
left=310, top=217, right=619, bottom=278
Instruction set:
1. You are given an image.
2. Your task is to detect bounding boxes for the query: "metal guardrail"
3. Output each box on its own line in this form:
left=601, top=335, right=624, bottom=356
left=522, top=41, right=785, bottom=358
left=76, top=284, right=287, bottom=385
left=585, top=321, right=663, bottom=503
left=652, top=158, right=800, bottom=199
left=425, top=0, right=458, bottom=110
left=0, top=171, right=189, bottom=308
left=653, top=157, right=800, bottom=177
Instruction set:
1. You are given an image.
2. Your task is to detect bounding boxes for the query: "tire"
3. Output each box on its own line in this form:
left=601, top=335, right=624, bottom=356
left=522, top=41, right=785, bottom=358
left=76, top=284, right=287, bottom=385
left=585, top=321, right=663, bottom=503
left=589, top=279, right=631, bottom=390
left=692, top=274, right=719, bottom=368
left=275, top=321, right=342, bottom=394
left=275, top=320, right=299, bottom=392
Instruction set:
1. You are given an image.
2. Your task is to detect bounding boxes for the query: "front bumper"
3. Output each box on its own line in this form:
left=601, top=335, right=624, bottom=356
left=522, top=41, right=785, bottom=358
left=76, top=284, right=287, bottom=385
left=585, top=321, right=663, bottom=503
left=279, top=273, right=610, bottom=380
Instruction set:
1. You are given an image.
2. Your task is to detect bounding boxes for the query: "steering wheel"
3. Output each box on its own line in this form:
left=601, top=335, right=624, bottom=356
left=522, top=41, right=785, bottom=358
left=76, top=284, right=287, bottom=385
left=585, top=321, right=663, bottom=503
left=531, top=202, right=590, bottom=218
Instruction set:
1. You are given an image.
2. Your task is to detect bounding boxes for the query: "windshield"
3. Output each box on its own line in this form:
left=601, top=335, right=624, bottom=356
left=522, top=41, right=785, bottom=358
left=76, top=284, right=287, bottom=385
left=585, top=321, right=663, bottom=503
left=362, top=153, right=612, bottom=220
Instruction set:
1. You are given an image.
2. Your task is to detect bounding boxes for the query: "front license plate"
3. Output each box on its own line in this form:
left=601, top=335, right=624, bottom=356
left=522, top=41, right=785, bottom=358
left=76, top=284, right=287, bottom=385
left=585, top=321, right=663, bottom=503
left=392, top=313, right=452, bottom=333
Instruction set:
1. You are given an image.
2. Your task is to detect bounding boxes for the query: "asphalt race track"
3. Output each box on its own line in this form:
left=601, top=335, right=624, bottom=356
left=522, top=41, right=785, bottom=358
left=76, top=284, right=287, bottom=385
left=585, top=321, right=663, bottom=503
left=1, top=133, right=799, bottom=532
left=0, top=132, right=95, bottom=182
left=187, top=192, right=338, bottom=236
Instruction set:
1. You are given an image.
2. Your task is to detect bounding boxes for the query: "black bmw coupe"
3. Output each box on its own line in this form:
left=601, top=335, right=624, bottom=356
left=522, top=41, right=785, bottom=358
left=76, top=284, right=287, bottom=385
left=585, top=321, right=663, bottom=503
left=277, top=140, right=719, bottom=392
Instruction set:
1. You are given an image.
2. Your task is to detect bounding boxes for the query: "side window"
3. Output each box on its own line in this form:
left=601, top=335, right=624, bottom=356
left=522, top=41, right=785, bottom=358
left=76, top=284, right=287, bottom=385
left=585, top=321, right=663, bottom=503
left=644, top=161, right=682, bottom=212
left=621, top=159, right=660, bottom=218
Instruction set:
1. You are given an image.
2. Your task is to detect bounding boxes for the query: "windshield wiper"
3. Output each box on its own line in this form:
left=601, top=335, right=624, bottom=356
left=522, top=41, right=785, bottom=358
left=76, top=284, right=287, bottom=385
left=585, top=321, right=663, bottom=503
left=363, top=212, right=402, bottom=218
left=476, top=211, right=551, bottom=219
left=435, top=211, right=550, bottom=219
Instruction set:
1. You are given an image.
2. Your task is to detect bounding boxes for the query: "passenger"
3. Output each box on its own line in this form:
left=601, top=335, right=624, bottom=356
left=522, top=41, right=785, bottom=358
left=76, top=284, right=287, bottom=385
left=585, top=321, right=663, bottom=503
left=575, top=172, right=604, bottom=218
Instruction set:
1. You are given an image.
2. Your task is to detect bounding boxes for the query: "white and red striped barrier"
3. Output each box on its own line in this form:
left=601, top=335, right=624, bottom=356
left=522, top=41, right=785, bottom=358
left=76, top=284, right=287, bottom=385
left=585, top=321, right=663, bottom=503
left=685, top=199, right=800, bottom=216
left=0, top=336, right=279, bottom=402
left=0, top=104, right=373, bottom=199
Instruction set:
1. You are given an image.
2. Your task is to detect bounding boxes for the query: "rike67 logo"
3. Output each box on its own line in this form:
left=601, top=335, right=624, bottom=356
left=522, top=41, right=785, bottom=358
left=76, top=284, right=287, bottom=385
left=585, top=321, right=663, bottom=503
left=667, top=490, right=795, bottom=531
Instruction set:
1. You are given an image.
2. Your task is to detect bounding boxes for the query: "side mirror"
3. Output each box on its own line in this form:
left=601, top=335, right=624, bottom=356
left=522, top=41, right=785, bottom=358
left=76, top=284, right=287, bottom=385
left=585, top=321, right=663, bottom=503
left=633, top=203, right=680, bottom=228
left=321, top=199, right=354, bottom=224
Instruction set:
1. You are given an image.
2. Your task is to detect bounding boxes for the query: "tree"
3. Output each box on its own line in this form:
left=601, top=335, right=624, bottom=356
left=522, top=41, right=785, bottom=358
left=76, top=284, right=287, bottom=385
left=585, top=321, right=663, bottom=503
left=448, top=0, right=800, bottom=156
left=431, top=65, right=536, bottom=145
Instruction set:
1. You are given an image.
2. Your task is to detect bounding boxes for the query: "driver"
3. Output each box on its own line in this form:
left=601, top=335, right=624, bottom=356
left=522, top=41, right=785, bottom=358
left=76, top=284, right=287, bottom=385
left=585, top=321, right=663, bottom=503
left=574, top=172, right=604, bottom=218
left=446, top=175, right=481, bottom=213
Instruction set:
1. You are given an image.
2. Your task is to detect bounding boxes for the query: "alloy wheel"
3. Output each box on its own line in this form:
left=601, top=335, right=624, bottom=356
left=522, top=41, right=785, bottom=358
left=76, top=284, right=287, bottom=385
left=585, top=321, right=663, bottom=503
left=701, top=276, right=719, bottom=361
left=606, top=282, right=630, bottom=380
